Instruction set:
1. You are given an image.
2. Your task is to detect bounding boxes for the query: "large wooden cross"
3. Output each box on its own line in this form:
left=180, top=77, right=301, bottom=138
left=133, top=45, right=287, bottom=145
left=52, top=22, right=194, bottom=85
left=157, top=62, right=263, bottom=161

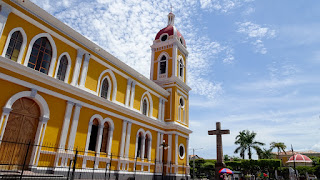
left=208, top=122, right=230, bottom=176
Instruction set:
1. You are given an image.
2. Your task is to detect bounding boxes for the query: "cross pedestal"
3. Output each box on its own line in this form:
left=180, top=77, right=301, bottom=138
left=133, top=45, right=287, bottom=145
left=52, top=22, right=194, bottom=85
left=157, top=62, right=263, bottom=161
left=208, top=122, right=230, bottom=180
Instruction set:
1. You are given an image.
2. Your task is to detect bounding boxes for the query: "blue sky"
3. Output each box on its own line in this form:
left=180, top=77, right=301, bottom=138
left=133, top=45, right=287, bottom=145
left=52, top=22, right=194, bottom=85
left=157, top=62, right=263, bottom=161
left=31, top=0, right=320, bottom=159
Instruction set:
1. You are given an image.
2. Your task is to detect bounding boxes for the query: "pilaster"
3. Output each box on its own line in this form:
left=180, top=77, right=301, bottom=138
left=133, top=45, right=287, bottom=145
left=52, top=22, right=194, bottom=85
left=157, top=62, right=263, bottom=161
left=129, top=81, right=136, bottom=108
left=57, top=101, right=74, bottom=150
left=79, top=53, right=91, bottom=87
left=67, top=103, right=82, bottom=150
left=125, top=78, right=132, bottom=106
left=71, top=49, right=85, bottom=86
left=124, top=122, right=132, bottom=158
left=119, top=120, right=127, bottom=158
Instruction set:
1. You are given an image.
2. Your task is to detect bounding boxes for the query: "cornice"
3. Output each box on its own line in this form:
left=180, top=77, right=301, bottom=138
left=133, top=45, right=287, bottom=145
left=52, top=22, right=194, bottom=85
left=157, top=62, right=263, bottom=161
left=0, top=57, right=191, bottom=134
left=153, top=76, right=191, bottom=92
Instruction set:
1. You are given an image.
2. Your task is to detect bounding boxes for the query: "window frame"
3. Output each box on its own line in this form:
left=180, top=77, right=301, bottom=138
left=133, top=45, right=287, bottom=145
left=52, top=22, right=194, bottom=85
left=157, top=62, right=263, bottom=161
left=99, top=76, right=112, bottom=100
left=179, top=143, right=185, bottom=159
left=54, top=52, right=71, bottom=83
left=2, top=27, right=27, bottom=64
left=157, top=53, right=169, bottom=79
left=23, top=33, right=57, bottom=77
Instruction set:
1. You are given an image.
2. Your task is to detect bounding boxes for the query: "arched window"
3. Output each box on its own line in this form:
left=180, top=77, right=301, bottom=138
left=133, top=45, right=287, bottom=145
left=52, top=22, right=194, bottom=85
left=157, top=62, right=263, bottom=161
left=136, top=133, right=142, bottom=158
left=56, top=55, right=68, bottom=81
left=144, top=134, right=149, bottom=158
left=100, top=122, right=109, bottom=153
left=179, top=97, right=185, bottom=123
left=179, top=59, right=184, bottom=78
left=28, top=37, right=52, bottom=74
left=142, top=99, right=148, bottom=115
left=100, top=78, right=109, bottom=99
left=159, top=55, right=166, bottom=74
left=5, top=31, right=23, bottom=62
left=88, top=119, right=99, bottom=151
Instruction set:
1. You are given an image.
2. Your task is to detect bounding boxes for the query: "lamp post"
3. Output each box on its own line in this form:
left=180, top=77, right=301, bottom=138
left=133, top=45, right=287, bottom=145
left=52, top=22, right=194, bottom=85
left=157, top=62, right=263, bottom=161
left=160, top=140, right=169, bottom=180
left=191, top=148, right=203, bottom=180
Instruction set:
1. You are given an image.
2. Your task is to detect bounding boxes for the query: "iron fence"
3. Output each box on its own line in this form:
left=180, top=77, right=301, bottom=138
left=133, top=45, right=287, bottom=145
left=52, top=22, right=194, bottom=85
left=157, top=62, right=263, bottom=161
left=0, top=139, right=189, bottom=180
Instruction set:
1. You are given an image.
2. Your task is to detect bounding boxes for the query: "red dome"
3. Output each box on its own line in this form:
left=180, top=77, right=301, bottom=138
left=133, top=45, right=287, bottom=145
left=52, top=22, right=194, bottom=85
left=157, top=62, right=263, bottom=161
left=155, top=25, right=185, bottom=44
left=287, top=154, right=312, bottom=163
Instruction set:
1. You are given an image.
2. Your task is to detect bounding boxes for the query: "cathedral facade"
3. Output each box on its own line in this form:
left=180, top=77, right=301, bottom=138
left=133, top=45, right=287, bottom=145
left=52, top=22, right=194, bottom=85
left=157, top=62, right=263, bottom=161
left=0, top=0, right=191, bottom=179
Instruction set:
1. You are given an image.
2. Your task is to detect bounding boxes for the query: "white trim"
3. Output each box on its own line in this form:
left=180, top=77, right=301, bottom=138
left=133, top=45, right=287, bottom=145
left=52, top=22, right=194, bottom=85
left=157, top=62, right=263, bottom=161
left=71, top=49, right=85, bottom=86
left=99, top=76, right=112, bottom=101
left=150, top=49, right=155, bottom=80
left=140, top=91, right=153, bottom=118
left=124, top=122, right=132, bottom=158
left=159, top=33, right=169, bottom=42
left=167, top=134, right=172, bottom=165
left=2, top=27, right=27, bottom=64
left=178, top=143, right=185, bottom=160
left=175, top=134, right=178, bottom=165
left=172, top=43, right=177, bottom=77
left=119, top=120, right=127, bottom=159
left=0, top=58, right=193, bottom=134
left=54, top=52, right=72, bottom=83
left=23, top=33, right=57, bottom=77
left=96, top=69, right=117, bottom=101
left=3, top=90, right=50, bottom=119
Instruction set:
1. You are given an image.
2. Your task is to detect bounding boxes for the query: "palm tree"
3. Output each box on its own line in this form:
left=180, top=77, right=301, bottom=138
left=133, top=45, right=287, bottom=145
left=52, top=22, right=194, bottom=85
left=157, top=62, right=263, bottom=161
left=270, top=142, right=286, bottom=156
left=234, top=130, right=265, bottom=159
left=257, top=148, right=273, bottom=159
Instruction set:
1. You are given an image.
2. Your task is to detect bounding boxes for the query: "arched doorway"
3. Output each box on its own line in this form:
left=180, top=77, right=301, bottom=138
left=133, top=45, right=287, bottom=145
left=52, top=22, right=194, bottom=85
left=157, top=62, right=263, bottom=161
left=0, top=97, right=40, bottom=169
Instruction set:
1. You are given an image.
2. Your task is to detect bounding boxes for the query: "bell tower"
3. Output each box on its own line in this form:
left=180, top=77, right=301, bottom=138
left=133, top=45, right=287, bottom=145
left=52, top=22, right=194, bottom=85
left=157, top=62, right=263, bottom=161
left=150, top=12, right=191, bottom=127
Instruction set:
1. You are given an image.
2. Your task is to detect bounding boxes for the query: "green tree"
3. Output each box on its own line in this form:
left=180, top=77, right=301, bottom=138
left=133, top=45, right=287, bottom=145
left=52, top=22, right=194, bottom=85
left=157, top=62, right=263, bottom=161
left=234, top=130, right=265, bottom=159
left=270, top=142, right=286, bottom=155
left=257, top=148, right=273, bottom=159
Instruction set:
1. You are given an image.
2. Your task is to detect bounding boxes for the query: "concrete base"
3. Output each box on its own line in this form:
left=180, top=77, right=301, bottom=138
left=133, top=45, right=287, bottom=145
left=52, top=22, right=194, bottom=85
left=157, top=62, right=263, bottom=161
left=215, top=162, right=226, bottom=180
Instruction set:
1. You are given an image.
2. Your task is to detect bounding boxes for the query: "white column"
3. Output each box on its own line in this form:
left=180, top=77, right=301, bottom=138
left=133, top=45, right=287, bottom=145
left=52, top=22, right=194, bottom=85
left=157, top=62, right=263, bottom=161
left=172, top=43, right=178, bottom=77
left=140, top=136, right=146, bottom=161
left=107, top=127, right=114, bottom=156
left=124, top=122, right=132, bottom=158
left=175, top=134, right=178, bottom=165
left=158, top=98, right=162, bottom=121
left=186, top=138, right=189, bottom=165
left=167, top=134, right=172, bottom=164
left=30, top=117, right=49, bottom=166
left=0, top=3, right=12, bottom=37
left=0, top=107, right=11, bottom=141
left=148, top=137, right=152, bottom=161
left=67, top=103, right=82, bottom=151
left=79, top=53, right=91, bottom=87
left=156, top=132, right=160, bottom=162
left=57, top=101, right=74, bottom=150
left=119, top=120, right=127, bottom=158
left=161, top=99, right=165, bottom=121
left=129, top=81, right=136, bottom=108
left=159, top=133, right=163, bottom=163
left=125, top=79, right=132, bottom=106
left=94, top=124, right=104, bottom=169
left=71, top=49, right=85, bottom=86
left=150, top=48, right=155, bottom=80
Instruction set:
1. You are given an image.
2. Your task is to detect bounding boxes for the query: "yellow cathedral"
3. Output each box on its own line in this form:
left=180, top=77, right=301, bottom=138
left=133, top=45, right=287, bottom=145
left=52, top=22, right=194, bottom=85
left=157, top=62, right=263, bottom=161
left=0, top=0, right=191, bottom=179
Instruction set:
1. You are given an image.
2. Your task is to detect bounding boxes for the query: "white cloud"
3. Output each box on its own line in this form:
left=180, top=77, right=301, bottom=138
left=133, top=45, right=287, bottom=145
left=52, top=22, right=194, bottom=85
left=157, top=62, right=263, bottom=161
left=199, top=0, right=254, bottom=13
left=237, top=21, right=276, bottom=54
left=29, top=0, right=232, bottom=99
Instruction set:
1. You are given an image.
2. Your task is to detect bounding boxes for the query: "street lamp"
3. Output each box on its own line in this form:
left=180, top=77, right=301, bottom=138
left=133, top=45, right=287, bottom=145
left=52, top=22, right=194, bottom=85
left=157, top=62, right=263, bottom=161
left=159, top=140, right=169, bottom=180
left=191, top=148, right=203, bottom=180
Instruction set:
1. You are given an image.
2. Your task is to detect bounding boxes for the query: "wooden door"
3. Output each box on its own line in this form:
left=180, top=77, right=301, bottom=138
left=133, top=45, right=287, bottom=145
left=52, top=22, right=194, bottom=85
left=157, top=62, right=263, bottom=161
left=0, top=97, right=40, bottom=170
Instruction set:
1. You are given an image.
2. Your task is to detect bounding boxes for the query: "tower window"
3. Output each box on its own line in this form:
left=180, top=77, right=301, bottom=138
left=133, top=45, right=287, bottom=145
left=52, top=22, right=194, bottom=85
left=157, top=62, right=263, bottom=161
left=179, top=59, right=184, bottom=78
left=144, top=134, right=149, bottom=158
left=28, top=37, right=52, bottom=74
left=179, top=97, right=184, bottom=107
left=137, top=133, right=142, bottom=158
left=100, top=78, right=109, bottom=99
left=5, top=31, right=23, bottom=62
left=161, top=34, right=168, bottom=42
left=180, top=37, right=184, bottom=45
left=142, top=99, right=148, bottom=115
left=179, top=144, right=185, bottom=159
left=159, top=55, right=167, bottom=74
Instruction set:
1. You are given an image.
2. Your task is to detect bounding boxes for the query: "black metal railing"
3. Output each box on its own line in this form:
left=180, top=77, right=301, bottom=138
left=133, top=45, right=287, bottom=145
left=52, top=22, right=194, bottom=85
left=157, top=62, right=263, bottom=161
left=0, top=139, right=189, bottom=180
